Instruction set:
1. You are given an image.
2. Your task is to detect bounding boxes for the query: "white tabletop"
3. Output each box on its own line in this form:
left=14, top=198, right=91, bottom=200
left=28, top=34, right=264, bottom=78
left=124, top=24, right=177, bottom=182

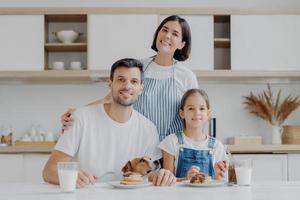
left=1, top=181, right=300, bottom=200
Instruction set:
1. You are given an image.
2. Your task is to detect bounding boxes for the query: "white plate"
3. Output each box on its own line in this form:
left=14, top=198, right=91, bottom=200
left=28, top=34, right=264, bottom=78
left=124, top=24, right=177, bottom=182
left=182, top=180, right=226, bottom=187
left=108, top=181, right=152, bottom=189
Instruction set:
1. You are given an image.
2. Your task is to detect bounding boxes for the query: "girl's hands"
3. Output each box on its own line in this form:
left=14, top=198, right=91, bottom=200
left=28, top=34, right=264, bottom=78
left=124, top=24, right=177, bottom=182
left=214, top=161, right=227, bottom=180
left=60, top=108, right=75, bottom=134
left=187, top=166, right=200, bottom=179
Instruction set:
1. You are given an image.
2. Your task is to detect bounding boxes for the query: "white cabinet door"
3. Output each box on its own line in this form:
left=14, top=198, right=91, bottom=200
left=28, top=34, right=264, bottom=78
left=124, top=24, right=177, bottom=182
left=231, top=15, right=300, bottom=70
left=0, top=154, right=23, bottom=182
left=23, top=154, right=50, bottom=183
left=233, top=154, right=288, bottom=181
left=88, top=14, right=158, bottom=70
left=0, top=15, right=44, bottom=71
left=160, top=15, right=214, bottom=70
left=288, top=154, right=300, bottom=181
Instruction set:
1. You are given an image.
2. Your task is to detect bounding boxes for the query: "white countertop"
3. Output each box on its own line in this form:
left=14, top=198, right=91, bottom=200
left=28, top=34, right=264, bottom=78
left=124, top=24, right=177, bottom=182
left=2, top=144, right=300, bottom=154
left=1, top=181, right=300, bottom=200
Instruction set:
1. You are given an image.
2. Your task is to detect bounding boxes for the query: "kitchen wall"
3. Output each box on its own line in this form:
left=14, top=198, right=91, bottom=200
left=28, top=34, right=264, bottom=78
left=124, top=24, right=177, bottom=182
left=1, top=0, right=300, bottom=144
left=1, top=81, right=299, bottom=144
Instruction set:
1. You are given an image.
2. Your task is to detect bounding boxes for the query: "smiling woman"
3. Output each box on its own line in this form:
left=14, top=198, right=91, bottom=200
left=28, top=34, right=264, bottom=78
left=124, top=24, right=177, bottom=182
left=61, top=15, right=198, bottom=142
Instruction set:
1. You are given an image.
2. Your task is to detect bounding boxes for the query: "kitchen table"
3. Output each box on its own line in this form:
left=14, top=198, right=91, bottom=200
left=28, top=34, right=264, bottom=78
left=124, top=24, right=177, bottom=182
left=0, top=181, right=299, bottom=200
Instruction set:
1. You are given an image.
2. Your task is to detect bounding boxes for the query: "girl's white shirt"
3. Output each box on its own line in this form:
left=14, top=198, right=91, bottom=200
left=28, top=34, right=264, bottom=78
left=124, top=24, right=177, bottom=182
left=141, top=58, right=198, bottom=95
left=158, top=133, right=227, bottom=170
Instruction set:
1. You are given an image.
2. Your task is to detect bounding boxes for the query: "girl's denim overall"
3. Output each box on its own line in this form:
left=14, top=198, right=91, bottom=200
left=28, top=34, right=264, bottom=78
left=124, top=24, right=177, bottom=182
left=175, top=132, right=216, bottom=178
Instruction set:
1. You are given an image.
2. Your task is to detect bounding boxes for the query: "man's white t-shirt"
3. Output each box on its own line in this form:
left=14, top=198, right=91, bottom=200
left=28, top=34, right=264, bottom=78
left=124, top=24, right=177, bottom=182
left=55, top=104, right=162, bottom=178
left=158, top=133, right=227, bottom=170
left=141, top=58, right=199, bottom=96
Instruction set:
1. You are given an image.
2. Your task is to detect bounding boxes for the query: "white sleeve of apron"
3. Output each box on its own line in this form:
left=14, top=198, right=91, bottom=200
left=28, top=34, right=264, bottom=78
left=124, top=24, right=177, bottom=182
left=54, top=110, right=83, bottom=157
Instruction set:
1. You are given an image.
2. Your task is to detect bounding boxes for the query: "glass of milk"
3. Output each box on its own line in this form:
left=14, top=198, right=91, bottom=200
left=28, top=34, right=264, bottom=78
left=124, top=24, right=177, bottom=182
left=57, top=162, right=79, bottom=192
left=235, top=167, right=253, bottom=186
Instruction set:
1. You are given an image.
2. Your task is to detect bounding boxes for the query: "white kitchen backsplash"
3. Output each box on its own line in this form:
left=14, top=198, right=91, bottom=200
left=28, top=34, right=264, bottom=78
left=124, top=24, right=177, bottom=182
left=0, top=82, right=300, bottom=144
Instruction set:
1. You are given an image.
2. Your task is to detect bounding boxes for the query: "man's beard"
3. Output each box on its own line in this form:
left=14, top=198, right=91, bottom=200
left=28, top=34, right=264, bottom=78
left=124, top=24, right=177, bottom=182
left=112, top=91, right=137, bottom=107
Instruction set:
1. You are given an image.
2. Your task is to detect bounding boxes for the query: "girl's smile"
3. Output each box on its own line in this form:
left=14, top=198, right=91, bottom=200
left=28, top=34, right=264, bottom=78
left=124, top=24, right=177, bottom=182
left=180, top=93, right=210, bottom=129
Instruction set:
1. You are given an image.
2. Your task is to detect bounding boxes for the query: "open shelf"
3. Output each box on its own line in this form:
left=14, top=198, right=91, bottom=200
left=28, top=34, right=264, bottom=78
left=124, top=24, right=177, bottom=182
left=214, top=15, right=231, bottom=70
left=44, top=14, right=87, bottom=70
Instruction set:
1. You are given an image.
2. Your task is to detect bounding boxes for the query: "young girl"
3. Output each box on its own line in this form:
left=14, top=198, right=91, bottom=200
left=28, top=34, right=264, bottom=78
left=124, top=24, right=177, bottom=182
left=158, top=89, right=227, bottom=180
left=61, top=15, right=198, bottom=142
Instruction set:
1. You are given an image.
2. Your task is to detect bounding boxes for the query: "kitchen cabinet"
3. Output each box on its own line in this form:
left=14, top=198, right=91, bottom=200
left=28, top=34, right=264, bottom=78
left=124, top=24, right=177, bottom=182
left=231, top=15, right=300, bottom=71
left=88, top=14, right=158, bottom=70
left=0, top=154, right=23, bottom=182
left=0, top=9, right=299, bottom=82
left=160, top=15, right=214, bottom=70
left=23, top=154, right=49, bottom=183
left=288, top=154, right=300, bottom=181
left=233, top=154, right=288, bottom=181
left=0, top=154, right=49, bottom=183
left=0, top=15, right=44, bottom=71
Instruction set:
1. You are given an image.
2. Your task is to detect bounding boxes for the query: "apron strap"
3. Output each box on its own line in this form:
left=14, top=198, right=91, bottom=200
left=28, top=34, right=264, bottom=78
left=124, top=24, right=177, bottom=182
left=175, top=132, right=184, bottom=145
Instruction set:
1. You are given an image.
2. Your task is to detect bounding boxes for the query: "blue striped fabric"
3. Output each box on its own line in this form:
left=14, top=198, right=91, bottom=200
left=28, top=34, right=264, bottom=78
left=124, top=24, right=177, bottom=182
left=134, top=59, right=183, bottom=141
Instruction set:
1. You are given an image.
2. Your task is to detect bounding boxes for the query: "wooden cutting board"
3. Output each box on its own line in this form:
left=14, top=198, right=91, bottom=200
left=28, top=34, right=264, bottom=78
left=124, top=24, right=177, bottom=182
left=14, top=141, right=56, bottom=147
left=227, top=136, right=262, bottom=145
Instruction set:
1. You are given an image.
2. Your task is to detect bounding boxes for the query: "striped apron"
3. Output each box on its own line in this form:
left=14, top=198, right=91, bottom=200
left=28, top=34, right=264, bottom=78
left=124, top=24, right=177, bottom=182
left=134, top=58, right=183, bottom=141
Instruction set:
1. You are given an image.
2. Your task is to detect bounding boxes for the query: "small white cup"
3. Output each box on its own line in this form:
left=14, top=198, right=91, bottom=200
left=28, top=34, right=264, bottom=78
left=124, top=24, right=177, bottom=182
left=70, top=61, right=81, bottom=70
left=235, top=167, right=252, bottom=186
left=57, top=162, right=79, bottom=192
left=52, top=62, right=65, bottom=70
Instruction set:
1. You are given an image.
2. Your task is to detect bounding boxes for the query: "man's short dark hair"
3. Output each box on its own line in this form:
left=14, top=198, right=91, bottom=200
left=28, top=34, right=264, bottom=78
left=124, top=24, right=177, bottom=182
left=110, top=58, right=144, bottom=82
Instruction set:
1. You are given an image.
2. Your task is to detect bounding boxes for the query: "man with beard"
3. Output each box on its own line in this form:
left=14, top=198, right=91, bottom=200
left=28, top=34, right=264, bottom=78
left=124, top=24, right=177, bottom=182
left=43, top=58, right=176, bottom=188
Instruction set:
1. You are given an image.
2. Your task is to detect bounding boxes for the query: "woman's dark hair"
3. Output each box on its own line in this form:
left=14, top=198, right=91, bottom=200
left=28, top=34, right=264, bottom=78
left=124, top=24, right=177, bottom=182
left=180, top=89, right=210, bottom=127
left=151, top=15, right=191, bottom=61
left=110, top=58, right=144, bottom=82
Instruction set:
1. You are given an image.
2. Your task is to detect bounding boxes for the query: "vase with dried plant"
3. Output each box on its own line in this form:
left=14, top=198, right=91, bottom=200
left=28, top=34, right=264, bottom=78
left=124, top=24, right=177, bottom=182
left=243, top=84, right=300, bottom=144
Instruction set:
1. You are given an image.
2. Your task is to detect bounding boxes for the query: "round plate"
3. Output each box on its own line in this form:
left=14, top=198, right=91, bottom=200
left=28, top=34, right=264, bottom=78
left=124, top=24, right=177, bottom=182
left=183, top=180, right=226, bottom=187
left=107, top=181, right=152, bottom=189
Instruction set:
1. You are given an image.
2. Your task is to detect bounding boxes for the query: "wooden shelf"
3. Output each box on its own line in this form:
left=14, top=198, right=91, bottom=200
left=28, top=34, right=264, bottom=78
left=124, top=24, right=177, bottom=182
left=1, top=70, right=300, bottom=84
left=45, top=43, right=87, bottom=52
left=214, top=38, right=230, bottom=48
left=45, top=14, right=87, bottom=22
left=194, top=70, right=300, bottom=81
left=0, top=70, right=92, bottom=84
left=228, top=144, right=300, bottom=154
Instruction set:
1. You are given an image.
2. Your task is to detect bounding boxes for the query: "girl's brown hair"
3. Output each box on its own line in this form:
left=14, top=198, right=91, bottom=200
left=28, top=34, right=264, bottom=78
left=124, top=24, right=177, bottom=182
left=180, top=89, right=210, bottom=110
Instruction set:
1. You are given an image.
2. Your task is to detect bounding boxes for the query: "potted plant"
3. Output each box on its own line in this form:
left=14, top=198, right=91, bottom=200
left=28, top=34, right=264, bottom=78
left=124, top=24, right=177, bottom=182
left=243, top=84, right=300, bottom=144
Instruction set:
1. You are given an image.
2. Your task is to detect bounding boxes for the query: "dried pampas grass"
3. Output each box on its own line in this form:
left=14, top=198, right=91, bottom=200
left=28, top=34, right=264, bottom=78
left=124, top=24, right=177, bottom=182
left=243, top=84, right=300, bottom=125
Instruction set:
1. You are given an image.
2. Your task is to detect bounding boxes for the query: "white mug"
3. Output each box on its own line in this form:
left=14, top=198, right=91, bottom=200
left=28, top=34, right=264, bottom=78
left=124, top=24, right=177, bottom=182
left=45, top=131, right=54, bottom=142
left=70, top=61, right=81, bottom=70
left=52, top=61, right=65, bottom=70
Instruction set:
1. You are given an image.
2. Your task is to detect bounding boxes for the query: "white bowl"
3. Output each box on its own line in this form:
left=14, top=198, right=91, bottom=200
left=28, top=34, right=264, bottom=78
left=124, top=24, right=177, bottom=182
left=70, top=61, right=82, bottom=70
left=54, top=30, right=81, bottom=43
left=52, top=61, right=65, bottom=70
